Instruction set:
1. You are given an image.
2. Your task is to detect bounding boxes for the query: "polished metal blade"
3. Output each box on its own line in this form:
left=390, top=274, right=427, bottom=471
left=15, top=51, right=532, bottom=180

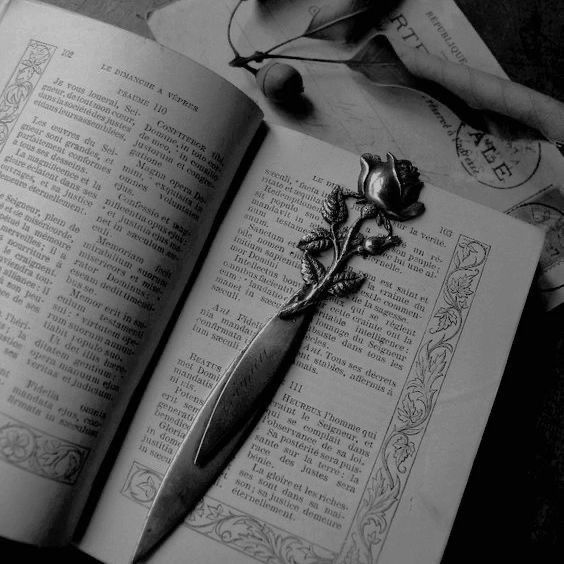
left=195, top=311, right=311, bottom=464
left=131, top=312, right=311, bottom=562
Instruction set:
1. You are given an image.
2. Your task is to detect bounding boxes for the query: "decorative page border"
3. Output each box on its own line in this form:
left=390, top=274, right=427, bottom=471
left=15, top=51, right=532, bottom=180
left=123, top=234, right=489, bottom=563
left=122, top=461, right=335, bottom=563
left=339, top=235, right=489, bottom=564
left=185, top=497, right=335, bottom=564
left=0, top=411, right=90, bottom=484
left=0, top=39, right=56, bottom=151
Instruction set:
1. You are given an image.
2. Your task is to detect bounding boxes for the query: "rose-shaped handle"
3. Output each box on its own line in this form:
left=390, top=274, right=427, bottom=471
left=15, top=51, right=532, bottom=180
left=358, top=152, right=424, bottom=221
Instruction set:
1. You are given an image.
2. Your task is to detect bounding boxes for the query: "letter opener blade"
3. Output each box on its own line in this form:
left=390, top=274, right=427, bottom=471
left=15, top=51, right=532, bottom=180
left=131, top=312, right=311, bottom=562
left=131, top=153, right=424, bottom=562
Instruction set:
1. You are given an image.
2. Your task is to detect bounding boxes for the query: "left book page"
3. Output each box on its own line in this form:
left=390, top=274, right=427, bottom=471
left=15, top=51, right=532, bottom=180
left=0, top=0, right=262, bottom=546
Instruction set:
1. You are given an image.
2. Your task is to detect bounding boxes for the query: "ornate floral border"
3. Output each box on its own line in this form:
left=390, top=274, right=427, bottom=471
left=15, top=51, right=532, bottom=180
left=0, top=39, right=56, bottom=151
left=0, top=411, right=90, bottom=484
left=122, top=461, right=335, bottom=563
left=185, top=497, right=335, bottom=564
left=125, top=235, right=489, bottom=563
left=339, top=235, right=489, bottom=564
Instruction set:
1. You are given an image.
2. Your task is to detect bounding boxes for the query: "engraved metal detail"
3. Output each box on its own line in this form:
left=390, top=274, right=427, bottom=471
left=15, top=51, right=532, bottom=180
left=280, top=153, right=424, bottom=319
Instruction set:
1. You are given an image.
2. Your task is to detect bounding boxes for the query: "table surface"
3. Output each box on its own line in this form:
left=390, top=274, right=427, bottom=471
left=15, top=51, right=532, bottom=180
left=1, top=0, right=562, bottom=562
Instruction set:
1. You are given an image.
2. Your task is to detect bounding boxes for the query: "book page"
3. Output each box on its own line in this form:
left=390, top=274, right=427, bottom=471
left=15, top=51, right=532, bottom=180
left=80, top=125, right=543, bottom=564
left=0, top=0, right=261, bottom=545
left=150, top=0, right=564, bottom=309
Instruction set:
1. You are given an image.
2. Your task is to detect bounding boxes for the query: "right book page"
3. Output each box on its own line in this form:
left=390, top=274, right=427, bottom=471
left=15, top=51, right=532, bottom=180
left=79, top=124, right=544, bottom=564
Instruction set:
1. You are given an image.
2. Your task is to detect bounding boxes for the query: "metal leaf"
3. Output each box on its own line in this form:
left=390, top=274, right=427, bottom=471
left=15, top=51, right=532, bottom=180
left=297, top=227, right=332, bottom=253
left=322, top=188, right=348, bottom=225
left=337, top=225, right=364, bottom=247
left=328, top=270, right=366, bottom=297
left=346, top=34, right=487, bottom=131
left=301, top=252, right=325, bottom=285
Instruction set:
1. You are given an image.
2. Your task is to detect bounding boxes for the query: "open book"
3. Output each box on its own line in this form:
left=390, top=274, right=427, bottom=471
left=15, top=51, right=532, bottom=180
left=0, top=1, right=544, bottom=563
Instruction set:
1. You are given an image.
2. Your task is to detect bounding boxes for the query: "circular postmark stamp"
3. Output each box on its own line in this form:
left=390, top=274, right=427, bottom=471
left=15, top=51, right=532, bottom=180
left=509, top=194, right=563, bottom=292
left=455, top=123, right=541, bottom=189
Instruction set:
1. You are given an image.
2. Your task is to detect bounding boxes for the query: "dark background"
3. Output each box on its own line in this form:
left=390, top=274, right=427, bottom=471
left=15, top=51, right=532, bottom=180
left=1, top=0, right=562, bottom=562
left=445, top=1, right=563, bottom=562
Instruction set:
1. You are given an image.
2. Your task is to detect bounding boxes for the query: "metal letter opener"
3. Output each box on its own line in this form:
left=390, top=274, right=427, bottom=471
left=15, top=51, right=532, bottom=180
left=132, top=153, right=424, bottom=562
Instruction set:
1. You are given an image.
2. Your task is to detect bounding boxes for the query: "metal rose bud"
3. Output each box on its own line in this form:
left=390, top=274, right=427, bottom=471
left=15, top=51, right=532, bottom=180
left=357, top=152, right=424, bottom=221
left=362, top=235, right=386, bottom=255
left=362, top=234, right=401, bottom=256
